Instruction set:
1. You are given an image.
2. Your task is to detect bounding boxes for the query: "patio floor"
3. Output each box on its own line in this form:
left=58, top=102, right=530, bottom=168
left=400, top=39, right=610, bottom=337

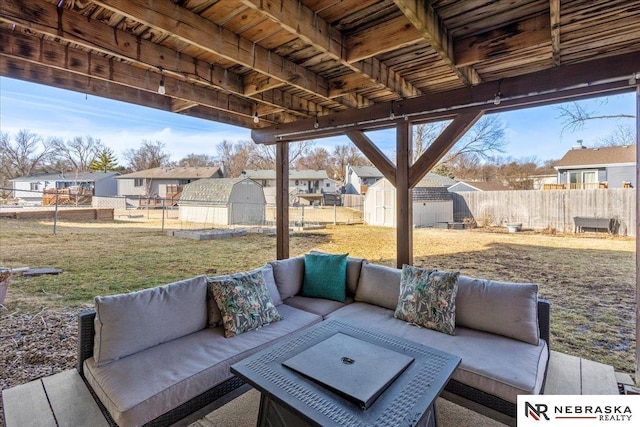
left=1, top=351, right=626, bottom=427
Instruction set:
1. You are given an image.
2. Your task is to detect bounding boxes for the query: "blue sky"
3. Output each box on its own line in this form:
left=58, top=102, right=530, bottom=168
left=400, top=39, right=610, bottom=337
left=1, top=77, right=636, bottom=165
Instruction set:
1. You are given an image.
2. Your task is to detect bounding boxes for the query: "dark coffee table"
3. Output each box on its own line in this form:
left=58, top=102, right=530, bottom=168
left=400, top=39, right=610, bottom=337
left=231, top=318, right=461, bottom=427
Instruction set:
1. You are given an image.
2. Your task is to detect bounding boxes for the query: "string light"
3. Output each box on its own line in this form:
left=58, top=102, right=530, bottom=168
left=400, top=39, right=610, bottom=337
left=157, top=67, right=166, bottom=95
left=314, top=115, right=319, bottom=129
left=493, top=80, right=502, bottom=105
left=389, top=100, right=395, bottom=119
left=253, top=111, right=260, bottom=124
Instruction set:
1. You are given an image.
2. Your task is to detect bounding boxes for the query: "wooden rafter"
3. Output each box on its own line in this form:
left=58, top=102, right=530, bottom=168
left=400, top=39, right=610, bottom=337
left=455, top=14, right=551, bottom=68
left=393, top=0, right=481, bottom=85
left=92, top=0, right=341, bottom=108
left=0, top=0, right=329, bottom=121
left=0, top=30, right=258, bottom=122
left=238, top=0, right=421, bottom=102
left=252, top=50, right=640, bottom=144
left=550, top=0, right=562, bottom=66
left=346, top=15, right=422, bottom=63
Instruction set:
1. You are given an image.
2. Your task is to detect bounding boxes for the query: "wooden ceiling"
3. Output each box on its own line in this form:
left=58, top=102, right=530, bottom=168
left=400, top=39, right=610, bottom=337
left=1, top=0, right=639, bottom=138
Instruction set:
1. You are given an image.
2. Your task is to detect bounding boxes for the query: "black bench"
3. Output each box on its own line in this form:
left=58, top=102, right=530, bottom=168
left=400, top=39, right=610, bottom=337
left=573, top=216, right=614, bottom=233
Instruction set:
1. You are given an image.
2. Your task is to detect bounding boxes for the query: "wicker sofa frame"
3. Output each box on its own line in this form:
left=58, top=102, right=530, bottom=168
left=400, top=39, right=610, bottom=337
left=77, top=299, right=550, bottom=426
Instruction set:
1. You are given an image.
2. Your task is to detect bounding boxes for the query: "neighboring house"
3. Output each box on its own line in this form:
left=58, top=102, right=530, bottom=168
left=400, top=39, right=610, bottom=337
left=344, top=165, right=383, bottom=194
left=448, top=180, right=509, bottom=192
left=116, top=167, right=223, bottom=206
left=10, top=171, right=119, bottom=205
left=363, top=173, right=455, bottom=227
left=177, top=177, right=265, bottom=225
left=553, top=143, right=636, bottom=189
left=242, top=169, right=336, bottom=205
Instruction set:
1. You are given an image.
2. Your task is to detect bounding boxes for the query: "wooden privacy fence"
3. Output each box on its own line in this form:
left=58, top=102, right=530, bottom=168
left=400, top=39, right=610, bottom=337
left=452, top=189, right=636, bottom=236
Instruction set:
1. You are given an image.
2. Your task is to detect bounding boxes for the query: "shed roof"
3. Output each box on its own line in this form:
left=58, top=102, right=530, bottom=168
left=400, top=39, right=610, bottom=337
left=116, top=167, right=221, bottom=180
left=178, top=177, right=261, bottom=206
left=554, top=145, right=637, bottom=169
left=449, top=180, right=509, bottom=192
left=350, top=166, right=384, bottom=179
left=11, top=171, right=119, bottom=182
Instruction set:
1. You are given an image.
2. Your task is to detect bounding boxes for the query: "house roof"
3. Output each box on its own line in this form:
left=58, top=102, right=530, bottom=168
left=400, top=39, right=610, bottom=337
left=178, top=177, right=261, bottom=206
left=242, top=169, right=329, bottom=180
left=554, top=145, right=636, bottom=169
left=11, top=171, right=119, bottom=182
left=116, top=167, right=221, bottom=180
left=349, top=166, right=384, bottom=179
left=449, top=180, right=509, bottom=192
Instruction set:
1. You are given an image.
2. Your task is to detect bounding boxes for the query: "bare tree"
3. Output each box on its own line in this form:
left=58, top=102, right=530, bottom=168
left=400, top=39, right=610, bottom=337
left=330, top=144, right=370, bottom=182
left=51, top=136, right=104, bottom=172
left=416, top=117, right=506, bottom=168
left=177, top=153, right=218, bottom=167
left=295, top=147, right=331, bottom=171
left=123, top=140, right=171, bottom=171
left=215, top=140, right=315, bottom=177
left=0, top=130, right=53, bottom=181
left=597, top=125, right=636, bottom=147
left=557, top=101, right=635, bottom=134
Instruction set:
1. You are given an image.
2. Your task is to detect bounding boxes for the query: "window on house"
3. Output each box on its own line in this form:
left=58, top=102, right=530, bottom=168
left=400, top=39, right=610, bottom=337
left=30, top=183, right=39, bottom=191
left=134, top=178, right=144, bottom=187
left=295, top=180, right=299, bottom=185
left=178, top=179, right=191, bottom=185
left=325, top=182, right=330, bottom=187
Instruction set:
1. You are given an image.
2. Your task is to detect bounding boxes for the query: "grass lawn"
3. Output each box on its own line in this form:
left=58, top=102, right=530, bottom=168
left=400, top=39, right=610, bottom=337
left=0, top=215, right=636, bottom=374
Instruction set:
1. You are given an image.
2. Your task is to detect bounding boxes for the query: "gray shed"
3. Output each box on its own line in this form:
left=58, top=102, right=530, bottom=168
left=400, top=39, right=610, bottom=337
left=178, top=178, right=265, bottom=225
left=363, top=173, right=455, bottom=227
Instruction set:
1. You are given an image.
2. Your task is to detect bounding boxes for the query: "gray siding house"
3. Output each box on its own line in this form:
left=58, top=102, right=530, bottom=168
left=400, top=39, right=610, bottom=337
left=11, top=171, right=119, bottom=204
left=344, top=165, right=383, bottom=194
left=554, top=143, right=636, bottom=189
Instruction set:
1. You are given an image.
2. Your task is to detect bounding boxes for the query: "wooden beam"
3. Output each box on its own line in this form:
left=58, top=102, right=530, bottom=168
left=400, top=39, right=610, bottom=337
left=276, top=142, right=289, bottom=260
left=396, top=122, right=413, bottom=268
left=345, top=131, right=396, bottom=185
left=238, top=0, right=421, bottom=100
left=93, top=0, right=331, bottom=101
left=550, top=0, right=561, bottom=66
left=0, top=30, right=255, bottom=119
left=0, top=0, right=242, bottom=95
left=171, top=99, right=198, bottom=113
left=455, top=14, right=551, bottom=67
left=636, top=84, right=639, bottom=380
left=0, top=57, right=171, bottom=113
left=0, top=0, right=324, bottom=121
left=347, top=15, right=422, bottom=63
left=409, top=111, right=484, bottom=187
left=252, top=50, right=640, bottom=144
left=393, top=0, right=481, bottom=85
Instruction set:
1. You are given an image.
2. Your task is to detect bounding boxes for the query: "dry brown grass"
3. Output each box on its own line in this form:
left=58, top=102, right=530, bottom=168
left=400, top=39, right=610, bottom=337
left=0, top=216, right=635, bottom=375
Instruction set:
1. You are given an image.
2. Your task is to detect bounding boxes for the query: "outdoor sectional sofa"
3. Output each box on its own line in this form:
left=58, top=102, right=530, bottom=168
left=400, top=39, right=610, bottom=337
left=77, top=253, right=550, bottom=427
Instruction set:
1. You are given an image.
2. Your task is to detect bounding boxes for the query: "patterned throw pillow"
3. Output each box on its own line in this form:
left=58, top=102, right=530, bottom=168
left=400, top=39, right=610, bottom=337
left=209, top=270, right=283, bottom=338
left=394, top=265, right=459, bottom=335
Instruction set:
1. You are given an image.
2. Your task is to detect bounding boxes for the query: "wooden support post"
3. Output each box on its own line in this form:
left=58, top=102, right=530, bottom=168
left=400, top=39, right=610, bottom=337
left=396, top=122, right=413, bottom=268
left=276, top=142, right=289, bottom=260
left=636, top=84, right=640, bottom=384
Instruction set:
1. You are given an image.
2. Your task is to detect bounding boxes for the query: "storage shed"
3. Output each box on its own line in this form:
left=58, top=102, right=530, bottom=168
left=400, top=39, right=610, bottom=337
left=364, top=174, right=455, bottom=227
left=178, top=178, right=265, bottom=226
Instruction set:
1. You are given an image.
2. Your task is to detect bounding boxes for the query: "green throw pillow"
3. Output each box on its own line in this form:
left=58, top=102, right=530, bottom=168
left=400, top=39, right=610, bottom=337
left=394, top=265, right=459, bottom=335
left=302, top=253, right=348, bottom=302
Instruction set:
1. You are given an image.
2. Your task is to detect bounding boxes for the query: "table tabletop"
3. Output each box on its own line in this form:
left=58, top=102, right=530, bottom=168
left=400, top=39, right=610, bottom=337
left=231, top=318, right=461, bottom=427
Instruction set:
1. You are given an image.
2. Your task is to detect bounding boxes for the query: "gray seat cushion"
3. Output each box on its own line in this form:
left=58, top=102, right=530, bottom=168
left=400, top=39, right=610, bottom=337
left=283, top=295, right=353, bottom=317
left=84, top=305, right=321, bottom=427
left=327, top=303, right=548, bottom=404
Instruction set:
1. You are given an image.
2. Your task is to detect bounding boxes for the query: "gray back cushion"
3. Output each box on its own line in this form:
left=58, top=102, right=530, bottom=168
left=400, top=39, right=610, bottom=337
left=354, top=262, right=401, bottom=310
left=456, top=275, right=540, bottom=345
left=93, top=275, right=208, bottom=367
left=269, top=256, right=305, bottom=299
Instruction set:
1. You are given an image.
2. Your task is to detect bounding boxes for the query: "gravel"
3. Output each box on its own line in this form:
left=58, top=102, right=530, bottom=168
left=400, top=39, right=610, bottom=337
left=0, top=306, right=85, bottom=425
